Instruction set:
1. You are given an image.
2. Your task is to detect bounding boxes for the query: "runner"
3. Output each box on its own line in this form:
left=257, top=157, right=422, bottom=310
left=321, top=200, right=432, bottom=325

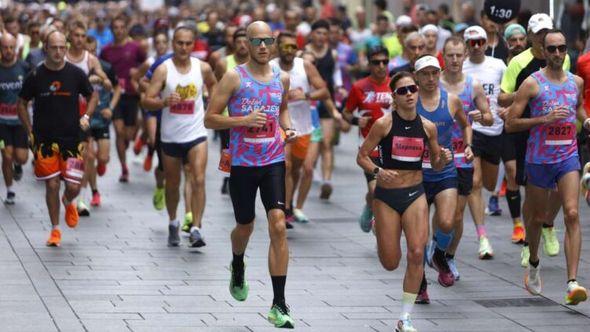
left=357, top=71, right=450, bottom=332
left=271, top=30, right=329, bottom=224
left=144, top=26, right=217, bottom=248
left=439, top=34, right=494, bottom=272
left=204, top=21, right=296, bottom=328
left=505, top=29, right=589, bottom=305
left=413, top=55, right=473, bottom=300
left=389, top=32, right=426, bottom=75
left=16, top=30, right=98, bottom=246
left=504, top=23, right=527, bottom=63
left=0, top=33, right=29, bottom=205
left=342, top=45, right=393, bottom=232
left=84, top=36, right=121, bottom=207
left=100, top=15, right=147, bottom=183
left=499, top=14, right=566, bottom=267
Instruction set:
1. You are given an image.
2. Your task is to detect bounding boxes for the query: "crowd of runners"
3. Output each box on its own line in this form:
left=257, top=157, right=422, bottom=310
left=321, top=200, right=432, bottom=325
left=1, top=1, right=590, bottom=331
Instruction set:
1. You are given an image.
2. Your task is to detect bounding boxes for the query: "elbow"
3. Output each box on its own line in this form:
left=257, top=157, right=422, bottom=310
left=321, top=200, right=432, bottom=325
left=504, top=121, right=515, bottom=133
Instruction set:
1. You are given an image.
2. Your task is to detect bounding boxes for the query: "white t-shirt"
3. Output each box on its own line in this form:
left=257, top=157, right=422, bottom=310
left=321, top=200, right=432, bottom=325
left=463, top=56, right=506, bottom=136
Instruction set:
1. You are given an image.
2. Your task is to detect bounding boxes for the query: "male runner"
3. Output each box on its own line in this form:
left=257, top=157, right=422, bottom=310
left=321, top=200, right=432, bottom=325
left=205, top=21, right=296, bottom=328
left=0, top=34, right=29, bottom=205
left=506, top=29, right=588, bottom=305
left=144, top=26, right=217, bottom=248
left=271, top=31, right=329, bottom=224
left=16, top=31, right=98, bottom=246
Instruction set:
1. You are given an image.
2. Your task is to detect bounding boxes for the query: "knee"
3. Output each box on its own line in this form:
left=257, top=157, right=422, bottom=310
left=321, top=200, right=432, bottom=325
left=268, top=211, right=287, bottom=240
left=46, top=179, right=60, bottom=192
left=2, top=153, right=13, bottom=164
left=381, top=259, right=400, bottom=271
left=472, top=176, right=483, bottom=190
left=302, top=163, right=313, bottom=177
left=234, top=223, right=254, bottom=237
left=564, top=208, right=579, bottom=224
left=406, top=247, right=424, bottom=266
left=97, top=154, right=109, bottom=165
left=193, top=174, right=205, bottom=188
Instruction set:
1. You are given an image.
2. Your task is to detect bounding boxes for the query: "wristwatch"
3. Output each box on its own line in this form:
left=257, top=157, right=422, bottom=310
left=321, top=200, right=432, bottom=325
left=373, top=167, right=381, bottom=175
left=82, top=114, right=90, bottom=120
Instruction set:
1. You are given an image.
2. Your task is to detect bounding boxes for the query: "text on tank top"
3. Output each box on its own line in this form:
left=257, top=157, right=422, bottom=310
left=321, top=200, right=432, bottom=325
left=450, top=75, right=475, bottom=169
left=527, top=71, right=578, bottom=164
left=379, top=111, right=427, bottom=171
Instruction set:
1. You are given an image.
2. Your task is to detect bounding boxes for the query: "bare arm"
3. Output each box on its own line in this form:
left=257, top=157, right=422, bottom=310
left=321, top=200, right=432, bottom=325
left=279, top=71, right=294, bottom=137
left=498, top=90, right=515, bottom=108
left=472, top=79, right=493, bottom=126
left=16, top=98, right=32, bottom=135
left=201, top=61, right=218, bottom=98
left=357, top=115, right=389, bottom=174
left=575, top=76, right=589, bottom=125
left=134, top=61, right=151, bottom=94
left=142, top=64, right=168, bottom=111
left=89, top=54, right=112, bottom=90
left=450, top=94, right=474, bottom=162
left=214, top=58, right=227, bottom=81
left=504, top=77, right=546, bottom=133
left=423, top=118, right=449, bottom=171
left=304, top=60, right=329, bottom=101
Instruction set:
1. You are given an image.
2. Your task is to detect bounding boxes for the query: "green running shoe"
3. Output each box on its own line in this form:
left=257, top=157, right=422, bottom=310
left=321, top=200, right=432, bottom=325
left=358, top=204, right=373, bottom=233
left=182, top=212, right=193, bottom=233
left=521, top=245, right=530, bottom=268
left=229, top=263, right=249, bottom=301
left=542, top=227, right=560, bottom=257
left=267, top=303, right=294, bottom=329
left=152, top=187, right=165, bottom=211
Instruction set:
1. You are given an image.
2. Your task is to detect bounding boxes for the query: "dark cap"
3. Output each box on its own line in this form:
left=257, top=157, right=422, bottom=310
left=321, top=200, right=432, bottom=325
left=311, top=19, right=330, bottom=31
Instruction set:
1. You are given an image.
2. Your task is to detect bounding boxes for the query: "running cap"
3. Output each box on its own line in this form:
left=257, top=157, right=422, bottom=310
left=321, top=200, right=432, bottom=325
left=454, top=23, right=468, bottom=34
left=504, top=23, right=526, bottom=40
left=464, top=25, right=487, bottom=41
left=415, top=55, right=441, bottom=72
left=528, top=13, right=553, bottom=34
left=420, top=24, right=439, bottom=35
left=396, top=15, right=413, bottom=28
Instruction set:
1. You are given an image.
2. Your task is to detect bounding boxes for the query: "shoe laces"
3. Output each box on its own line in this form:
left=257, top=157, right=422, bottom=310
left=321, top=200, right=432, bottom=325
left=274, top=302, right=290, bottom=315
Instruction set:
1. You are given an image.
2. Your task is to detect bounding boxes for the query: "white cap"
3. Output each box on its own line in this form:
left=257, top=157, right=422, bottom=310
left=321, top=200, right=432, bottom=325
left=463, top=26, right=487, bottom=41
left=415, top=55, right=441, bottom=72
left=396, top=15, right=412, bottom=28
left=528, top=13, right=553, bottom=34
left=420, top=24, right=439, bottom=35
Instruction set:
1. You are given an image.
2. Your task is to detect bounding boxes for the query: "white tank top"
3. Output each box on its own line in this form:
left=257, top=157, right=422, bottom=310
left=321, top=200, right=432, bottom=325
left=271, top=57, right=313, bottom=135
left=66, top=50, right=90, bottom=75
left=160, top=57, right=206, bottom=143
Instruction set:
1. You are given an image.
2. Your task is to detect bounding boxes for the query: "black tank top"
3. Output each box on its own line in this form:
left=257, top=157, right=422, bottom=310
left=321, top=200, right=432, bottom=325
left=379, top=111, right=427, bottom=171
left=315, top=48, right=335, bottom=95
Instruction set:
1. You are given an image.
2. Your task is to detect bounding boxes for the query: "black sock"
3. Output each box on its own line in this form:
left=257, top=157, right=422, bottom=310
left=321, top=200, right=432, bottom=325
left=445, top=253, right=454, bottom=260
left=420, top=271, right=427, bottom=291
left=271, top=275, right=286, bottom=307
left=92, top=189, right=98, bottom=195
left=433, top=247, right=446, bottom=262
left=529, top=258, right=539, bottom=268
left=232, top=252, right=244, bottom=271
left=505, top=190, right=521, bottom=219
left=148, top=145, right=155, bottom=155
left=523, top=241, right=529, bottom=247
left=568, top=279, right=577, bottom=284
left=542, top=223, right=553, bottom=228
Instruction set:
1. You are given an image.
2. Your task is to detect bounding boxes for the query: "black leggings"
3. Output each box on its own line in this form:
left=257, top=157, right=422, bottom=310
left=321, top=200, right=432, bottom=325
left=374, top=183, right=425, bottom=216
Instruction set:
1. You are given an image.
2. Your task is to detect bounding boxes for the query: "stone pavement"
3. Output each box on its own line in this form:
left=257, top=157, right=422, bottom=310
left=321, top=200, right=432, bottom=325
left=1, top=132, right=590, bottom=332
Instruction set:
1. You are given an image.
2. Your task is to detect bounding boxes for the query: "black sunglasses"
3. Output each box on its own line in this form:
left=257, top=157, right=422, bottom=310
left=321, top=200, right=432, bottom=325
left=546, top=44, right=567, bottom=54
left=394, top=84, right=418, bottom=95
left=370, top=59, right=389, bottom=66
left=249, top=37, right=275, bottom=46
left=468, top=39, right=486, bottom=47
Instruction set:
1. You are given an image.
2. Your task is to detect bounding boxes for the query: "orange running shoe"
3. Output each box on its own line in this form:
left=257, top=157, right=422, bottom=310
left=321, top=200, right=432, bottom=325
left=46, top=229, right=61, bottom=247
left=499, top=180, right=507, bottom=197
left=63, top=197, right=79, bottom=228
left=512, top=224, right=525, bottom=244
left=97, top=162, right=107, bottom=176
left=143, top=153, right=153, bottom=172
left=133, top=135, right=144, bottom=155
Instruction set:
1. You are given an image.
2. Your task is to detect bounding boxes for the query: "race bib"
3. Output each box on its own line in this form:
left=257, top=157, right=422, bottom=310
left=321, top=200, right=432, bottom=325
left=545, top=122, right=575, bottom=146
left=0, top=103, right=17, bottom=117
left=422, top=146, right=432, bottom=169
left=245, top=115, right=276, bottom=144
left=218, top=149, right=231, bottom=173
left=391, top=136, right=423, bottom=162
left=65, top=158, right=85, bottom=181
left=170, top=100, right=195, bottom=115
left=452, top=138, right=465, bottom=158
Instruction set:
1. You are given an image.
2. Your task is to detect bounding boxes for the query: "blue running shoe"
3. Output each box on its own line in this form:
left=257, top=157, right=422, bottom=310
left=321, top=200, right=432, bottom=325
left=447, top=257, right=460, bottom=281
left=486, top=196, right=502, bottom=216
left=424, top=239, right=435, bottom=268
left=358, top=204, right=373, bottom=233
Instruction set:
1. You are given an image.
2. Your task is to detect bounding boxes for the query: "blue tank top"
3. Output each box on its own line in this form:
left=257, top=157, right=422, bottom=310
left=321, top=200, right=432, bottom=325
left=417, top=88, right=457, bottom=182
left=451, top=75, right=475, bottom=169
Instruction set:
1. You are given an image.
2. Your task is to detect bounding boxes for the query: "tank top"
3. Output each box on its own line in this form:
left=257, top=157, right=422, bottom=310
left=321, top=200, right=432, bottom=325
left=417, top=88, right=457, bottom=181
left=160, top=57, right=206, bottom=143
left=228, top=64, right=285, bottom=167
left=315, top=47, right=335, bottom=96
left=450, top=75, right=475, bottom=169
left=527, top=71, right=578, bottom=164
left=66, top=50, right=90, bottom=75
left=270, top=57, right=312, bottom=135
left=379, top=111, right=427, bottom=171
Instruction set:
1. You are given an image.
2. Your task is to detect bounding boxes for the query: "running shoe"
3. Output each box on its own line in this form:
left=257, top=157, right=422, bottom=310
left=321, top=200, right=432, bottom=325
left=97, top=162, right=107, bottom=176
left=486, top=195, right=502, bottom=216
left=267, top=303, right=294, bottom=329
left=447, top=257, right=460, bottom=281
left=63, top=198, right=79, bottom=228
left=285, top=212, right=295, bottom=225
left=499, top=180, right=507, bottom=197
left=152, top=187, right=165, bottom=211
left=565, top=280, right=588, bottom=305
left=221, top=177, right=229, bottom=195
left=119, top=170, right=129, bottom=183
left=432, top=248, right=455, bottom=287
left=478, top=236, right=494, bottom=260
left=521, top=245, right=530, bottom=268
left=182, top=212, right=193, bottom=233
left=77, top=200, right=90, bottom=217
left=90, top=191, right=101, bottom=207
left=358, top=204, right=373, bottom=232
left=4, top=191, right=15, bottom=205
left=285, top=217, right=294, bottom=229
left=319, top=182, right=332, bottom=200
left=396, top=314, right=418, bottom=332
left=512, top=224, right=525, bottom=244
left=143, top=153, right=153, bottom=171
left=133, top=135, right=144, bottom=155
left=168, top=222, right=180, bottom=247
left=229, top=263, right=249, bottom=301
left=585, top=190, right=590, bottom=207
left=13, top=164, right=23, bottom=181
left=415, top=278, right=430, bottom=304
left=541, top=227, right=560, bottom=257
left=189, top=228, right=206, bottom=248
left=46, top=229, right=61, bottom=247
left=293, top=208, right=309, bottom=223
left=524, top=263, right=542, bottom=295
left=424, top=239, right=435, bottom=268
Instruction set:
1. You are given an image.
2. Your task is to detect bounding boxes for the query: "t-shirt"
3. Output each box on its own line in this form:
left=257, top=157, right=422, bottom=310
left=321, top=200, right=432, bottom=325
left=19, top=62, right=93, bottom=142
left=463, top=56, right=506, bottom=136
left=0, top=60, right=30, bottom=125
left=485, top=36, right=509, bottom=63
left=25, top=48, right=46, bottom=68
left=576, top=52, right=590, bottom=116
left=88, top=28, right=114, bottom=52
left=100, top=41, right=146, bottom=95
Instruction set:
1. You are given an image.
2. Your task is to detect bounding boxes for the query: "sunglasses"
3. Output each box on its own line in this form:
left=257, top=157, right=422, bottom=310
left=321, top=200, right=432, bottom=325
left=280, top=44, right=298, bottom=52
left=546, top=44, right=567, bottom=53
left=370, top=59, right=388, bottom=66
left=468, top=39, right=486, bottom=47
left=249, top=37, right=275, bottom=46
left=394, top=84, right=418, bottom=95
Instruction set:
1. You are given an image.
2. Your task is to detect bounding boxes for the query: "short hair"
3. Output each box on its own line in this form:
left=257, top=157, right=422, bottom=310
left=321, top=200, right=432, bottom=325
left=542, top=29, right=566, bottom=47
left=277, top=31, right=296, bottom=45
left=311, top=19, right=330, bottom=31
left=3, top=15, right=17, bottom=25
left=390, top=71, right=416, bottom=91
left=377, top=15, right=389, bottom=23
left=111, top=15, right=129, bottom=29
left=404, top=32, right=424, bottom=46
left=69, top=20, right=87, bottom=32
left=443, top=36, right=466, bottom=53
left=328, top=17, right=342, bottom=28
left=173, top=26, right=195, bottom=40
left=367, top=45, right=389, bottom=59
left=27, top=22, right=41, bottom=30
left=233, top=28, right=247, bottom=40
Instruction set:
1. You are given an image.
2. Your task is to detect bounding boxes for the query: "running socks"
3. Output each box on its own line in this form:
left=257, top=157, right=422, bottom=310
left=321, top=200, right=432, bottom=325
left=400, top=292, right=417, bottom=320
left=529, top=258, right=539, bottom=268
left=506, top=190, right=521, bottom=219
left=476, top=225, right=487, bottom=238
left=232, top=252, right=245, bottom=271
left=271, top=275, right=287, bottom=308
left=434, top=229, right=454, bottom=251
left=542, top=223, right=553, bottom=228
left=169, top=220, right=179, bottom=227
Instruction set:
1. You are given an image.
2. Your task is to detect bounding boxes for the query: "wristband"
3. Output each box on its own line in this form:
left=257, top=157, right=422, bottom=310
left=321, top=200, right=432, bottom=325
left=351, top=117, right=359, bottom=126
left=584, top=118, right=590, bottom=130
left=82, top=114, right=89, bottom=120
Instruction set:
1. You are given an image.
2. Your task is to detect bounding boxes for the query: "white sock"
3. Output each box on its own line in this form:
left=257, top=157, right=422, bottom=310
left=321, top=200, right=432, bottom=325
left=169, top=220, right=179, bottom=226
left=7, top=186, right=13, bottom=194
left=52, top=225, right=59, bottom=230
left=190, top=225, right=200, bottom=233
left=400, top=292, right=417, bottom=320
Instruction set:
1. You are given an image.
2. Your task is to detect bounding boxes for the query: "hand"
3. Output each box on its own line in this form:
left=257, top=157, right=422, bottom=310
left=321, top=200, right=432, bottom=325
left=498, top=107, right=509, bottom=120
left=544, top=106, right=570, bottom=124
left=287, top=88, right=306, bottom=101
left=358, top=115, right=372, bottom=128
left=469, top=110, right=483, bottom=123
left=338, top=117, right=351, bottom=132
left=337, top=87, right=348, bottom=99
left=464, top=145, right=474, bottom=162
left=28, top=132, right=35, bottom=152
left=376, top=169, right=399, bottom=184
left=284, top=128, right=297, bottom=142
left=165, top=92, right=181, bottom=108
left=332, top=111, right=343, bottom=122
left=440, top=147, right=452, bottom=164
left=100, top=108, right=113, bottom=120
left=80, top=115, right=90, bottom=131
left=102, top=78, right=113, bottom=92
left=245, top=109, right=267, bottom=128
